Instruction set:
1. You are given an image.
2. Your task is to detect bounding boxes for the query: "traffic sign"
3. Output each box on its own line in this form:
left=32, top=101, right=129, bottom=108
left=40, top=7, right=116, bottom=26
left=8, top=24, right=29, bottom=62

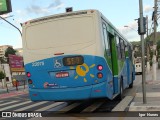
left=0, top=0, right=12, bottom=15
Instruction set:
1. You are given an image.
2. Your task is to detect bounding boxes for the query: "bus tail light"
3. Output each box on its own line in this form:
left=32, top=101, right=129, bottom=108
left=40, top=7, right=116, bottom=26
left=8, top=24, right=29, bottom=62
left=97, top=65, right=103, bottom=71
left=97, top=72, right=103, bottom=78
left=27, top=72, right=31, bottom=78
left=28, top=79, right=33, bottom=84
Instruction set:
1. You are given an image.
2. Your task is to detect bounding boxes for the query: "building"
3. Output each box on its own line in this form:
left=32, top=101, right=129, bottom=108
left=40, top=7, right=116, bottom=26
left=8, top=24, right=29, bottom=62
left=0, top=64, right=12, bottom=88
left=15, top=48, right=23, bottom=56
left=0, top=46, right=25, bottom=88
left=0, top=45, right=13, bottom=58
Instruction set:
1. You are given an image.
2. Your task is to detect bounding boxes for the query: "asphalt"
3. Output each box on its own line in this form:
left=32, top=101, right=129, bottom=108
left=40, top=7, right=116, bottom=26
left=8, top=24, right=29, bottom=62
left=129, top=68, right=160, bottom=111
left=0, top=68, right=160, bottom=112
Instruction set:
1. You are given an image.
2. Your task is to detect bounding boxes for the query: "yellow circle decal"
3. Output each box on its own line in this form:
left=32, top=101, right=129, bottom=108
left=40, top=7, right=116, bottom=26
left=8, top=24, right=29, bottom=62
left=76, top=63, right=89, bottom=76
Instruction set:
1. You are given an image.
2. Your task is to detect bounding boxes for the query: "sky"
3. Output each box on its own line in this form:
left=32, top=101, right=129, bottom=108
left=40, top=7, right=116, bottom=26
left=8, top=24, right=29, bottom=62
left=0, top=0, right=157, bottom=48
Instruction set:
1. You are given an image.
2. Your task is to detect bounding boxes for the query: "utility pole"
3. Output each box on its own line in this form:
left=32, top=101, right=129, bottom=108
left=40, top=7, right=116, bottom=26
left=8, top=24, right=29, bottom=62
left=153, top=0, right=158, bottom=81
left=139, top=0, right=147, bottom=104
left=146, top=15, right=150, bottom=73
left=146, top=15, right=149, bottom=37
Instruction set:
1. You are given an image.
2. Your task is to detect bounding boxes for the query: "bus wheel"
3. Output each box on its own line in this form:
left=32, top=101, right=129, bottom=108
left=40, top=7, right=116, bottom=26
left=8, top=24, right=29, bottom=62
left=129, top=73, right=133, bottom=88
left=117, top=79, right=123, bottom=100
left=129, top=80, right=133, bottom=88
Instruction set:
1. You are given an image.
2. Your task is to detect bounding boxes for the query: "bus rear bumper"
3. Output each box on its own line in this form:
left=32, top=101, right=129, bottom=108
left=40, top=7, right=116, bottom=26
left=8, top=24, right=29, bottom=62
left=29, top=86, right=92, bottom=101
left=28, top=82, right=110, bottom=101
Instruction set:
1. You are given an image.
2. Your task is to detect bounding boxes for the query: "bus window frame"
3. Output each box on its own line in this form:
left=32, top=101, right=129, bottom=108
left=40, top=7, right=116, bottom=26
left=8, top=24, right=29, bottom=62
left=102, top=22, right=110, bottom=56
left=128, top=45, right=132, bottom=60
left=120, top=39, right=125, bottom=60
left=116, top=35, right=121, bottom=59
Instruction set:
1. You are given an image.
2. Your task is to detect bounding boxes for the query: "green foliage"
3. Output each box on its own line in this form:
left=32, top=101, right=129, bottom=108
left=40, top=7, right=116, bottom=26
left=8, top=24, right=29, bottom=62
left=131, top=41, right=140, bottom=46
left=134, top=51, right=141, bottom=58
left=0, top=71, right=6, bottom=80
left=5, top=47, right=17, bottom=57
left=0, top=57, right=7, bottom=63
left=131, top=32, right=160, bottom=61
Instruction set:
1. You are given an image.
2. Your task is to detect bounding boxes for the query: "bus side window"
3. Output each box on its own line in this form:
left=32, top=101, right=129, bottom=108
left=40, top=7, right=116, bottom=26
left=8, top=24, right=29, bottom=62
left=129, top=45, right=132, bottom=60
left=120, top=39, right=125, bottom=60
left=102, top=23, right=110, bottom=56
left=124, top=41, right=128, bottom=58
left=116, top=35, right=121, bottom=59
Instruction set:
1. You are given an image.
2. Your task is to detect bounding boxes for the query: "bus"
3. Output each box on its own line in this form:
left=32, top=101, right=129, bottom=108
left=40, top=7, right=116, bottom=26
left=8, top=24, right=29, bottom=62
left=22, top=10, right=135, bottom=101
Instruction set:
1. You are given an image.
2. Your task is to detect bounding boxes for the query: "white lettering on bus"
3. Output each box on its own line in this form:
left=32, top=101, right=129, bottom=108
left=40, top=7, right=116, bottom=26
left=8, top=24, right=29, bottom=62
left=32, top=61, right=44, bottom=67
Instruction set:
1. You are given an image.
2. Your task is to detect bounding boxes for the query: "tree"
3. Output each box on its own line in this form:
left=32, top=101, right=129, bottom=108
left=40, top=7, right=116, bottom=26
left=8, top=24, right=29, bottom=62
left=0, top=57, right=7, bottom=64
left=5, top=47, right=16, bottom=57
left=4, top=47, right=16, bottom=63
left=0, top=71, right=6, bottom=82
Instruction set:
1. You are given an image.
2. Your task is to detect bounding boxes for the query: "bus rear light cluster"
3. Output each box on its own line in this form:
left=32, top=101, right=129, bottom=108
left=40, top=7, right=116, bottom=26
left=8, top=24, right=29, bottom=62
left=28, top=79, right=33, bottom=84
left=97, top=65, right=103, bottom=71
left=27, top=72, right=31, bottom=78
left=97, top=72, right=103, bottom=78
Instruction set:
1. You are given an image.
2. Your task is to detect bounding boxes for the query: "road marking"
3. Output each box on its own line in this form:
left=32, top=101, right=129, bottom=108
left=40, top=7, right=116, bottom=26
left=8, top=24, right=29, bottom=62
left=112, top=96, right=134, bottom=111
left=81, top=101, right=104, bottom=113
left=35, top=102, right=64, bottom=111
left=0, top=101, right=17, bottom=107
left=130, top=102, right=135, bottom=106
left=57, top=102, right=81, bottom=113
left=0, top=101, right=32, bottom=111
left=14, top=101, right=48, bottom=111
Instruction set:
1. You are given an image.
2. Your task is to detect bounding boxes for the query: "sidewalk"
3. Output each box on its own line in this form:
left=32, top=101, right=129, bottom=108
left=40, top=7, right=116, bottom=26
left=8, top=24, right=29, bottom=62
left=129, top=69, right=160, bottom=111
left=0, top=85, right=28, bottom=99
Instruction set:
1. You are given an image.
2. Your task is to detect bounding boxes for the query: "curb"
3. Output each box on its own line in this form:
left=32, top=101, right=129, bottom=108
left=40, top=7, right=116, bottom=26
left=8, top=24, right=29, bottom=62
left=129, top=105, right=160, bottom=111
left=129, top=92, right=160, bottom=111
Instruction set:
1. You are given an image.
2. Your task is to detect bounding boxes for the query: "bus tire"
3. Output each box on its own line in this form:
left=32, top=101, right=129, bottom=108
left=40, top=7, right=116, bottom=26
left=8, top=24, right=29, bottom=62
left=129, top=73, right=133, bottom=88
left=129, top=80, right=133, bottom=88
left=117, top=78, right=123, bottom=100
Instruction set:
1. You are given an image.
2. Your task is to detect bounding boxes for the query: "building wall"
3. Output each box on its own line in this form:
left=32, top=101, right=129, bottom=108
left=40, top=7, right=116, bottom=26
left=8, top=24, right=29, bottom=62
left=15, top=48, right=23, bottom=56
left=0, top=45, right=13, bottom=58
left=0, top=46, right=24, bottom=88
left=0, top=64, right=12, bottom=87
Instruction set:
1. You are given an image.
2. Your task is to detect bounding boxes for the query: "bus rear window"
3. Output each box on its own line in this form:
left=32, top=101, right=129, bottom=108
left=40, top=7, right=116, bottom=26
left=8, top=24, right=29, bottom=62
left=25, top=16, right=95, bottom=50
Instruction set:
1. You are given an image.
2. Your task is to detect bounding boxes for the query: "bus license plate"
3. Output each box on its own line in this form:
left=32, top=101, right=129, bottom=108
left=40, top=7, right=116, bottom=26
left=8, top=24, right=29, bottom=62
left=56, top=72, right=69, bottom=78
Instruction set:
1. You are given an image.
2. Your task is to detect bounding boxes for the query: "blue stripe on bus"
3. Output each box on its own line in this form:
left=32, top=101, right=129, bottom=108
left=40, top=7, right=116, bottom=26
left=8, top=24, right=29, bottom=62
left=25, top=55, right=115, bottom=100
left=25, top=55, right=133, bottom=101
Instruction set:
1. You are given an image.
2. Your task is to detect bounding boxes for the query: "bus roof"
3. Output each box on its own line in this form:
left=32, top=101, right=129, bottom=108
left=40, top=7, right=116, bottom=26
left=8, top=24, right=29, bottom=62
left=22, top=9, right=97, bottom=26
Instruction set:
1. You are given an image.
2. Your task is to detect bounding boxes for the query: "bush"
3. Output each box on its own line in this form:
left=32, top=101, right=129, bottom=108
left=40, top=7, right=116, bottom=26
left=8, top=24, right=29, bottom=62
left=0, top=71, right=6, bottom=80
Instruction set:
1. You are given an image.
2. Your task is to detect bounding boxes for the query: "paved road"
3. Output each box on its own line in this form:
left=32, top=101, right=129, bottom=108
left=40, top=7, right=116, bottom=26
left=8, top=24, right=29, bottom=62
left=1, top=74, right=159, bottom=120
left=0, top=87, right=136, bottom=119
